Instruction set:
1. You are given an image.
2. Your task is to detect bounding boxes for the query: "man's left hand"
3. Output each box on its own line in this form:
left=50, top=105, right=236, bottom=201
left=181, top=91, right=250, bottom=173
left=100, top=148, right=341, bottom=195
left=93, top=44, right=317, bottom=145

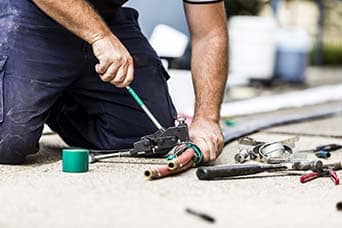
left=189, top=118, right=224, bottom=162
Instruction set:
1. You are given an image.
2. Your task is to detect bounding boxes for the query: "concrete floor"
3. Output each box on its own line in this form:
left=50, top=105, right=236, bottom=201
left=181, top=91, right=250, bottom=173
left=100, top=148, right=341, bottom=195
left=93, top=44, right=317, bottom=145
left=1, top=68, right=342, bottom=228
left=0, top=110, right=341, bottom=228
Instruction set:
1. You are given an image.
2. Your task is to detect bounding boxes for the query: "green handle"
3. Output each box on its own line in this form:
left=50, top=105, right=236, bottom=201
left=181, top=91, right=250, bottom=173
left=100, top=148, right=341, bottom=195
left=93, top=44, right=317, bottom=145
left=126, top=86, right=144, bottom=107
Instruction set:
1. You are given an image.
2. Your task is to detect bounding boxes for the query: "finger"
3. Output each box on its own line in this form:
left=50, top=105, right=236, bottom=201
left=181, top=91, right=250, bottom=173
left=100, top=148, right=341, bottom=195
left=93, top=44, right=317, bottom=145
left=110, top=62, right=128, bottom=87
left=100, top=63, right=119, bottom=82
left=121, top=59, right=134, bottom=87
left=96, top=60, right=111, bottom=75
left=193, top=138, right=210, bottom=163
left=216, top=134, right=224, bottom=157
left=208, top=137, right=217, bottom=161
left=95, top=64, right=102, bottom=74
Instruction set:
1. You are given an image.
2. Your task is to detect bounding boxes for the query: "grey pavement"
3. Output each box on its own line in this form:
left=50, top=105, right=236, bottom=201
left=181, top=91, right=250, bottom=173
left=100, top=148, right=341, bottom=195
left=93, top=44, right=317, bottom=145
left=0, top=67, right=342, bottom=228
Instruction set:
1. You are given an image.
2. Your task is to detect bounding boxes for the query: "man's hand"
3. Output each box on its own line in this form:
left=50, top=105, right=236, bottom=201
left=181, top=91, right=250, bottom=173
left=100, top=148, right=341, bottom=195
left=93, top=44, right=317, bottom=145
left=92, top=35, right=134, bottom=87
left=190, top=118, right=224, bottom=162
left=32, top=0, right=134, bottom=87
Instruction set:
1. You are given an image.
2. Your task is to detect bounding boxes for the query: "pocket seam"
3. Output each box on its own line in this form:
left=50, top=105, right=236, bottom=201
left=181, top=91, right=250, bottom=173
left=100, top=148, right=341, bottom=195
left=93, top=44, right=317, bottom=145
left=0, top=55, right=9, bottom=123
left=0, top=56, right=8, bottom=72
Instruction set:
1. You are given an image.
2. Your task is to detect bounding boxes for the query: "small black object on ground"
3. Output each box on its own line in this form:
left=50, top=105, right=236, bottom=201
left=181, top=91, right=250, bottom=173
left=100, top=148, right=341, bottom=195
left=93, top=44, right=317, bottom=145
left=337, top=202, right=342, bottom=211
left=185, top=208, right=215, bottom=223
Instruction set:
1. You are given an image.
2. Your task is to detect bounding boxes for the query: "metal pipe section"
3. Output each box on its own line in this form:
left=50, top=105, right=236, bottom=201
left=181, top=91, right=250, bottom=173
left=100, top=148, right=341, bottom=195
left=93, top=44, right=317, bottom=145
left=145, top=160, right=194, bottom=180
left=89, top=151, right=131, bottom=163
left=168, top=148, right=195, bottom=171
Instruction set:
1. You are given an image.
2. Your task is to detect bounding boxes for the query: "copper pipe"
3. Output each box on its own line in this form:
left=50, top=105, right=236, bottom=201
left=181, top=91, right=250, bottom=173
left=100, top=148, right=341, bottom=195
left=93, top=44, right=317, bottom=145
left=144, top=160, right=194, bottom=180
left=168, top=148, right=195, bottom=171
left=144, top=165, right=170, bottom=179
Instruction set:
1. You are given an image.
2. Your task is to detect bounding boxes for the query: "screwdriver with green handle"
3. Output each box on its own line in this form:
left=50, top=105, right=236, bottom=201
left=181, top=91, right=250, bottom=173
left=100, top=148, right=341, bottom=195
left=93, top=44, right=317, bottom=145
left=126, top=86, right=164, bottom=130
left=88, top=86, right=168, bottom=163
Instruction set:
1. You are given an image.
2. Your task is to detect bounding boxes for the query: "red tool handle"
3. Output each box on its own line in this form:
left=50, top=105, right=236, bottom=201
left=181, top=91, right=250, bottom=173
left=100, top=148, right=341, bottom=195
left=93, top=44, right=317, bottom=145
left=300, top=172, right=320, bottom=183
left=329, top=170, right=340, bottom=185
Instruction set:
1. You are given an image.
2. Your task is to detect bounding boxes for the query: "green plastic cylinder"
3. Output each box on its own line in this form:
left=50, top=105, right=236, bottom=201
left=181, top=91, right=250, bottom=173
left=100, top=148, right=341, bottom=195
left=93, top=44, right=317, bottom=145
left=62, top=149, right=89, bottom=173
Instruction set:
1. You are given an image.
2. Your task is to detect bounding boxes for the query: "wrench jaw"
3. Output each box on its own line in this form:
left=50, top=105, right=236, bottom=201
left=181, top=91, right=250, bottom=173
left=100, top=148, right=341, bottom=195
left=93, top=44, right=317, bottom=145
left=129, top=122, right=190, bottom=158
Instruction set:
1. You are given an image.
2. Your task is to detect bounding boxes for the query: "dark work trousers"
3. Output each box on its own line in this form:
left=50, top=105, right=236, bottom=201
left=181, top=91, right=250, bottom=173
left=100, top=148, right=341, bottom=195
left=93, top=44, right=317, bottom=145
left=0, top=0, right=177, bottom=164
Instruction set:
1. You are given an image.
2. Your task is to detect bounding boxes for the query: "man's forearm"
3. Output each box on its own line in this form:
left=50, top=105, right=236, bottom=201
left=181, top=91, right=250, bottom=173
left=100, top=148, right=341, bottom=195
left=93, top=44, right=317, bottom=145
left=191, top=30, right=228, bottom=122
left=32, top=0, right=111, bottom=44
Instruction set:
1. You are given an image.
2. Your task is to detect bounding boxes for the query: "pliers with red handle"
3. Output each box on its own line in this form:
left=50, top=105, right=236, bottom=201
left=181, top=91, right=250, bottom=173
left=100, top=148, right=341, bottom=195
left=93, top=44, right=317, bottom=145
left=300, top=169, right=340, bottom=185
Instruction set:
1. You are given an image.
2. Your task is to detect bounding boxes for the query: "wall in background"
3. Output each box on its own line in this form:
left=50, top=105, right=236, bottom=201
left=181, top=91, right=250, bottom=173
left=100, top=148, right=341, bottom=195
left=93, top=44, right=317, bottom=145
left=125, top=0, right=189, bottom=38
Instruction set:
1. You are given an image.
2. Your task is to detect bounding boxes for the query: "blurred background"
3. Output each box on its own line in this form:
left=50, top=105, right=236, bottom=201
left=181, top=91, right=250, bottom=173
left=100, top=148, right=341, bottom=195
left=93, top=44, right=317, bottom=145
left=126, top=0, right=342, bottom=119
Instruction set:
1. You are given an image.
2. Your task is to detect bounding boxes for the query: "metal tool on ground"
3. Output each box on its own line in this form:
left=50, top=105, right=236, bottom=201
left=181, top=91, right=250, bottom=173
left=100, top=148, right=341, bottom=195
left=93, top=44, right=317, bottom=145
left=197, top=163, right=289, bottom=180
left=234, top=149, right=250, bottom=163
left=235, top=136, right=297, bottom=164
left=258, top=142, right=294, bottom=163
left=196, top=160, right=331, bottom=180
left=300, top=168, right=340, bottom=185
left=299, top=160, right=341, bottom=185
left=89, top=118, right=190, bottom=163
left=297, top=144, right=342, bottom=159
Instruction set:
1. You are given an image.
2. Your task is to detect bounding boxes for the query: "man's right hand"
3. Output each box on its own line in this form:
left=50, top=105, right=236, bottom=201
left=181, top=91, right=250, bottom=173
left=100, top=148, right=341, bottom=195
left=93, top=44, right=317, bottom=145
left=92, top=35, right=134, bottom=88
left=31, top=0, right=134, bottom=87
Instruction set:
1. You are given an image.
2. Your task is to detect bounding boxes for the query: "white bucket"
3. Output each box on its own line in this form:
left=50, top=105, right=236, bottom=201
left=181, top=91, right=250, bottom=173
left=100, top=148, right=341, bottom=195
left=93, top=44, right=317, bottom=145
left=229, top=16, right=277, bottom=81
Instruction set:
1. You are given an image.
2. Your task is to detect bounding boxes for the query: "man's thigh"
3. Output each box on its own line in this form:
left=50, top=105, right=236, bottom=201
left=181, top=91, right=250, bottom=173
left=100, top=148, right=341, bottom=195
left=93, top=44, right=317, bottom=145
left=0, top=0, right=82, bottom=163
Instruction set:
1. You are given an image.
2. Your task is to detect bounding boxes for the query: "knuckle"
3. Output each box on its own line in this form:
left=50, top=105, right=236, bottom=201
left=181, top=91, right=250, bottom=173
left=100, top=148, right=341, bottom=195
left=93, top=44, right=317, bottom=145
left=100, top=74, right=113, bottom=82
left=113, top=80, right=126, bottom=87
left=112, top=77, right=124, bottom=84
left=122, top=57, right=129, bottom=64
left=115, top=56, right=123, bottom=63
left=203, top=155, right=210, bottom=163
left=126, top=78, right=133, bottom=84
left=101, top=77, right=111, bottom=82
left=110, top=81, right=119, bottom=86
left=121, top=82, right=130, bottom=87
left=118, top=71, right=128, bottom=81
left=102, top=59, right=110, bottom=67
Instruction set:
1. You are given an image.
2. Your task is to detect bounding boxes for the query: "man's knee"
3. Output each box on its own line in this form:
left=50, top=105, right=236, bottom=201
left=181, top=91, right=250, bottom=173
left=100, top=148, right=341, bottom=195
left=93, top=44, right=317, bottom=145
left=0, top=133, right=39, bottom=165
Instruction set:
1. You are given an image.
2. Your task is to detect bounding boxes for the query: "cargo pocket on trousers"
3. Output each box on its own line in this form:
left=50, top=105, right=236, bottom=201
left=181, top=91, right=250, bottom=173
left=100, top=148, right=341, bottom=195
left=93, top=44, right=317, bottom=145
left=0, top=55, right=8, bottom=123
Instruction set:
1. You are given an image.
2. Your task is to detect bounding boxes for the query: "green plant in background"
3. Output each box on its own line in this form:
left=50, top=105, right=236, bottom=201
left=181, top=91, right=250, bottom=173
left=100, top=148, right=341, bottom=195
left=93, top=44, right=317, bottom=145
left=320, top=0, right=342, bottom=65
left=224, top=0, right=263, bottom=18
left=311, top=43, right=342, bottom=66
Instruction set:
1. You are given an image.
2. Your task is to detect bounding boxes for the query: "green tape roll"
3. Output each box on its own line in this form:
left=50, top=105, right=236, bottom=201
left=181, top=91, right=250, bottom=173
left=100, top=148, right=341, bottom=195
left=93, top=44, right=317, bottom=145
left=62, top=149, right=89, bottom=173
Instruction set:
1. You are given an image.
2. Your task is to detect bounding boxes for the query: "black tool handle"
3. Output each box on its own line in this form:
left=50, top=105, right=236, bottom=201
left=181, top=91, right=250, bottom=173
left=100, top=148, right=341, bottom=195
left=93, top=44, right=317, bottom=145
left=196, top=164, right=287, bottom=180
left=315, top=144, right=342, bottom=152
